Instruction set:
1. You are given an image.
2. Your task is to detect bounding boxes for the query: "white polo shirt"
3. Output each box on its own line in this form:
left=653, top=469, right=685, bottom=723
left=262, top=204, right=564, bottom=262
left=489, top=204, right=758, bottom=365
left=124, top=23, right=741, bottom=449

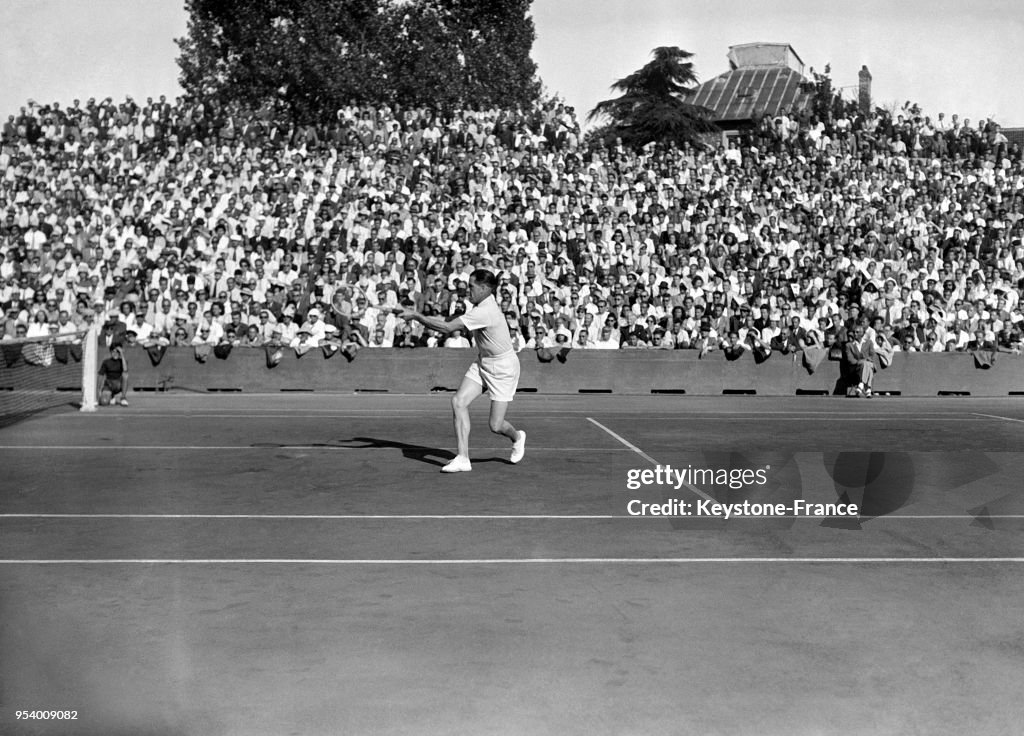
left=460, top=294, right=513, bottom=358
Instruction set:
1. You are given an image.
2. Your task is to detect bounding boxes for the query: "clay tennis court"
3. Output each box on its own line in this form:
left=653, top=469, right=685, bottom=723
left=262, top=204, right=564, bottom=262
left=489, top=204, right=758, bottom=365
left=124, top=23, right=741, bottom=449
left=2, top=394, right=1023, bottom=735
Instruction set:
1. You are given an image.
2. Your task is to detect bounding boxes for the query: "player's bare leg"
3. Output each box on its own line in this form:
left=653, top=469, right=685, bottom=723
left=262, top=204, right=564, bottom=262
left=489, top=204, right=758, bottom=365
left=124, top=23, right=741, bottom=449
left=489, top=400, right=526, bottom=464
left=487, top=400, right=518, bottom=441
left=444, top=376, right=483, bottom=472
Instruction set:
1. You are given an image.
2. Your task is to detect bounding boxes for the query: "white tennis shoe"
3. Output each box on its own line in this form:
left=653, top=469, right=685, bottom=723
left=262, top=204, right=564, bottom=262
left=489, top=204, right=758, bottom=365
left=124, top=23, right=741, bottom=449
left=441, top=455, right=472, bottom=473
left=510, top=431, right=526, bottom=464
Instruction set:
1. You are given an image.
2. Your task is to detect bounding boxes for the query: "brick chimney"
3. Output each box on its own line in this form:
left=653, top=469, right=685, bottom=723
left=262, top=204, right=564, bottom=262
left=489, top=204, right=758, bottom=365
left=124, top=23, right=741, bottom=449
left=858, top=65, right=872, bottom=114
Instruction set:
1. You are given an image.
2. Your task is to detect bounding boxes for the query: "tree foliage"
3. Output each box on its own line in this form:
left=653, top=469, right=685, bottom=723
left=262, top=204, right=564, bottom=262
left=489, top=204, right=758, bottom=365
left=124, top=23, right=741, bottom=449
left=176, top=0, right=540, bottom=121
left=588, top=47, right=715, bottom=149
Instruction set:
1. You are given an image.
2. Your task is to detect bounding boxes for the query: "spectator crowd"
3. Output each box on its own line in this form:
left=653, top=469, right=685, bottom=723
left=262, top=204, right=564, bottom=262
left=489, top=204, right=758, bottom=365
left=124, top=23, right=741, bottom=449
left=2, top=91, right=1023, bottom=367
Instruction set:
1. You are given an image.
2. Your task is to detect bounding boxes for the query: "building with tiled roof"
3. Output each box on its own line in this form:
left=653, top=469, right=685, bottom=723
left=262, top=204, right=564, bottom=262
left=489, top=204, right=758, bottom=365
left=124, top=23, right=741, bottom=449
left=690, top=43, right=812, bottom=128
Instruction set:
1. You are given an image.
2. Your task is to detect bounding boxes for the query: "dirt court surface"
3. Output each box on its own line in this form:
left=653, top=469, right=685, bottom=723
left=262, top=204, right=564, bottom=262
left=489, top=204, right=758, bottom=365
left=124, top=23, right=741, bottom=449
left=2, top=394, right=1023, bottom=735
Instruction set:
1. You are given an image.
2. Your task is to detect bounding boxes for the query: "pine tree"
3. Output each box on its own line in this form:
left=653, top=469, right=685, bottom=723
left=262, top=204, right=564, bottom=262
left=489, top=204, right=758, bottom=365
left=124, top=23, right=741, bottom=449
left=589, top=47, right=716, bottom=148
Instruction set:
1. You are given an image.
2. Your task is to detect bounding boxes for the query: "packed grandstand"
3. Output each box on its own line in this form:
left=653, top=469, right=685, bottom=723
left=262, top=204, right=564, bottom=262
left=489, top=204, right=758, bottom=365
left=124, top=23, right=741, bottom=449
left=2, top=93, right=1023, bottom=362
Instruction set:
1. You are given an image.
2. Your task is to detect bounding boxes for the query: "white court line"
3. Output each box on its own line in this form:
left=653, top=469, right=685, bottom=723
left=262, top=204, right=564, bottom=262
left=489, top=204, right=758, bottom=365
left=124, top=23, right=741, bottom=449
left=972, top=412, right=1024, bottom=424
left=571, top=417, right=984, bottom=422
left=62, top=413, right=531, bottom=419
left=64, top=411, right=980, bottom=419
left=585, top=417, right=659, bottom=464
left=1, top=513, right=1020, bottom=520
left=0, top=513, right=623, bottom=520
left=747, top=417, right=989, bottom=421
left=1, top=557, right=1022, bottom=565
left=0, top=445, right=630, bottom=452
left=586, top=417, right=715, bottom=503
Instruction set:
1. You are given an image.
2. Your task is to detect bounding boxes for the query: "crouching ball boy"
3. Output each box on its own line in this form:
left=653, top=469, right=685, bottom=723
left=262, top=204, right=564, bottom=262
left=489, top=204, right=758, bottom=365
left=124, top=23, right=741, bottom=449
left=399, top=269, right=526, bottom=472
left=98, top=345, right=129, bottom=406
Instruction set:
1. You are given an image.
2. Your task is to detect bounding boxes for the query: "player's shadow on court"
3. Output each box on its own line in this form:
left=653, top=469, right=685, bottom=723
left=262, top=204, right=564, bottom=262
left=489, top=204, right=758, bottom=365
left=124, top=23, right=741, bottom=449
left=339, top=437, right=509, bottom=468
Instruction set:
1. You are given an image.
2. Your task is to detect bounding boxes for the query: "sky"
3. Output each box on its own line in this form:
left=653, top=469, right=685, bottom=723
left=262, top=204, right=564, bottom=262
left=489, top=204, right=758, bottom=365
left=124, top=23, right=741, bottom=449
left=2, top=0, right=1022, bottom=127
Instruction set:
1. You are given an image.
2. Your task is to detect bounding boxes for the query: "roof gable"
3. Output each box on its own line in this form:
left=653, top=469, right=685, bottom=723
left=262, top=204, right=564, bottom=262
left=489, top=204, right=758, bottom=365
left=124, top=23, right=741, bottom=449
left=691, top=66, right=811, bottom=123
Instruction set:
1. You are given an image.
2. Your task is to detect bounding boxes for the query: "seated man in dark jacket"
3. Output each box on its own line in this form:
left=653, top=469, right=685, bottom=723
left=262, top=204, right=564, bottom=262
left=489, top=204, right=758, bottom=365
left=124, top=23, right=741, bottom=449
left=98, top=310, right=128, bottom=350
left=842, top=323, right=876, bottom=398
left=770, top=324, right=800, bottom=355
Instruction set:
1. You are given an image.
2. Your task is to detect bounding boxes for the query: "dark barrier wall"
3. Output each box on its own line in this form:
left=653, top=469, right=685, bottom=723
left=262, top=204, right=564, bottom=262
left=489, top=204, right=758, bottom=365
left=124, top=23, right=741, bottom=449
left=105, top=347, right=1024, bottom=397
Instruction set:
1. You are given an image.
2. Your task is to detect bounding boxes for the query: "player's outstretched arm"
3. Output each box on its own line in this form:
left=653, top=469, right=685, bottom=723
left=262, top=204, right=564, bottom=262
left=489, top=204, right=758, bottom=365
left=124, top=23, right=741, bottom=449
left=397, top=309, right=465, bottom=336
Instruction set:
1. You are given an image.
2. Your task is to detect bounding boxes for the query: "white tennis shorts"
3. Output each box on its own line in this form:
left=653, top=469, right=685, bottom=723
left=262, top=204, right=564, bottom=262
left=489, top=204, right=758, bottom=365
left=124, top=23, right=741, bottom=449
left=464, top=351, right=521, bottom=402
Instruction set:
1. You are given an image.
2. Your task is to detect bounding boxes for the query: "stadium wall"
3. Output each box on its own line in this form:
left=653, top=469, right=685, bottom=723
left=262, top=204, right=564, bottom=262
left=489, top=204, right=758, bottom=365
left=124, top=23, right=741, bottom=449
left=105, top=347, right=1024, bottom=397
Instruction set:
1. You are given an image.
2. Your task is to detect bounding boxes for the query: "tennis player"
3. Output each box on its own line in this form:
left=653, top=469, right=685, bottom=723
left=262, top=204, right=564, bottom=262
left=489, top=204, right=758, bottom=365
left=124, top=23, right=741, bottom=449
left=399, top=269, right=526, bottom=472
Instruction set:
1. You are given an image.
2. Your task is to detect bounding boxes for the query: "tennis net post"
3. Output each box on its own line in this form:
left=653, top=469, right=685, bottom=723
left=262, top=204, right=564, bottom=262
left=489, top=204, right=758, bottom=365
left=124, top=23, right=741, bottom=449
left=80, top=324, right=99, bottom=412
